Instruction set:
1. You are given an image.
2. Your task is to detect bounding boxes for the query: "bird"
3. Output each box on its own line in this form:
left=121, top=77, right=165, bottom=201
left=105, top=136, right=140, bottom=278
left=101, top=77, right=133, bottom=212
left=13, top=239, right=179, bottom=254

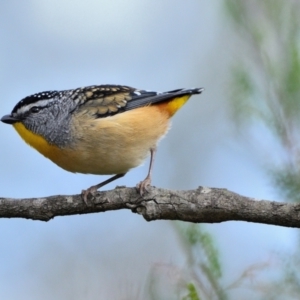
left=1, top=84, right=203, bottom=204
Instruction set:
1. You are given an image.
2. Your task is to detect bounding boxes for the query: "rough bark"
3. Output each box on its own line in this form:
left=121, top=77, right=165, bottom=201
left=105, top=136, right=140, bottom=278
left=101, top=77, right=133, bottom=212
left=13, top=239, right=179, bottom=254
left=1, top=186, right=300, bottom=227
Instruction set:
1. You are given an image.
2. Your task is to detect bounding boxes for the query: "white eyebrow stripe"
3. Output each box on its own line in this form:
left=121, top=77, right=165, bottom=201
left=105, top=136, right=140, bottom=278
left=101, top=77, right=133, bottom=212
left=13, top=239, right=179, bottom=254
left=15, top=99, right=54, bottom=115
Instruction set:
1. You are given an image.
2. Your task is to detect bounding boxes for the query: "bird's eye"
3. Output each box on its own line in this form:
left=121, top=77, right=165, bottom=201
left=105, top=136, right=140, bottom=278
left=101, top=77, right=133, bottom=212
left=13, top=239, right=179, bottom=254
left=30, top=106, right=40, bottom=113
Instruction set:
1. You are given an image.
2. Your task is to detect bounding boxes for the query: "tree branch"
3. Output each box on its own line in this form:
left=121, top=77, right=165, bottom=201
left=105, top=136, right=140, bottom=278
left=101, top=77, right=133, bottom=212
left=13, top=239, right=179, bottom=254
left=1, top=186, right=299, bottom=227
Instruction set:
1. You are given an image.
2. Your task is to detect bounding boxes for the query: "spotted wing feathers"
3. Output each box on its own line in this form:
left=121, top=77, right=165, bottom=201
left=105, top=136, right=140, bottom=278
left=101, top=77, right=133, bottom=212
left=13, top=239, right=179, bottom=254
left=72, top=85, right=203, bottom=118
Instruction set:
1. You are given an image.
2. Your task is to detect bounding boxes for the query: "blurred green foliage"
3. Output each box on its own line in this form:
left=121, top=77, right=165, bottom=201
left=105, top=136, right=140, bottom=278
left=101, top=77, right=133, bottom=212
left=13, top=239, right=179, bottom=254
left=146, top=223, right=229, bottom=300
left=225, top=0, right=300, bottom=202
left=182, top=283, right=201, bottom=300
left=146, top=222, right=272, bottom=299
left=177, top=224, right=226, bottom=300
left=224, top=0, right=300, bottom=299
left=184, top=224, right=222, bottom=280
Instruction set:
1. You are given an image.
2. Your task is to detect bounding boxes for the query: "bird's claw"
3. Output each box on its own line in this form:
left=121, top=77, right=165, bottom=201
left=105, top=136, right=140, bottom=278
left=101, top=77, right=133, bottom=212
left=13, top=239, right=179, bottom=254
left=81, top=186, right=97, bottom=205
left=137, top=177, right=151, bottom=196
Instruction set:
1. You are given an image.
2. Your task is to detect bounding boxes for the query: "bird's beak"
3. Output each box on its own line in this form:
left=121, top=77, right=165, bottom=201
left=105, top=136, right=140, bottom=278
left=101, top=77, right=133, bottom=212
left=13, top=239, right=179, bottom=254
left=1, top=114, right=20, bottom=124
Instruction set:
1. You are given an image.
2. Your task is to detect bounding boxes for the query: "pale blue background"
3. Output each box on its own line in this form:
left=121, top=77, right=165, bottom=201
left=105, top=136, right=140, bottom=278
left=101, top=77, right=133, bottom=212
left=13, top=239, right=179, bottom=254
left=0, top=1, right=295, bottom=299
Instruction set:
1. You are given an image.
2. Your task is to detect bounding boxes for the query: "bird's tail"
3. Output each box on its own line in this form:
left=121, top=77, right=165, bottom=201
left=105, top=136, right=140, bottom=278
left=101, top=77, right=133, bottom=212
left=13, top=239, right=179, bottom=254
left=158, top=87, right=204, bottom=117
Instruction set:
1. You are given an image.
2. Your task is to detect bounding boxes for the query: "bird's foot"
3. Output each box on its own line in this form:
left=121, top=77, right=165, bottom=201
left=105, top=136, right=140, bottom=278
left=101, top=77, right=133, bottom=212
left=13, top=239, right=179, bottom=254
left=81, top=186, right=98, bottom=205
left=137, top=177, right=151, bottom=196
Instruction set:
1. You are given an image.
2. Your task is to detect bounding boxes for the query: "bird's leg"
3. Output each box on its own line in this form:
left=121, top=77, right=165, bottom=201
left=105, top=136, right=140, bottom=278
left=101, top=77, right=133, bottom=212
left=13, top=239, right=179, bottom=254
left=82, top=173, right=126, bottom=205
left=137, top=147, right=156, bottom=195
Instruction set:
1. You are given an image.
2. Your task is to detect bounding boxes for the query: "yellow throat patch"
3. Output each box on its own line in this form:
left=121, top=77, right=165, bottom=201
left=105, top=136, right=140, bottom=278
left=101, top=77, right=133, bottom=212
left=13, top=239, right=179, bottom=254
left=13, top=122, right=55, bottom=159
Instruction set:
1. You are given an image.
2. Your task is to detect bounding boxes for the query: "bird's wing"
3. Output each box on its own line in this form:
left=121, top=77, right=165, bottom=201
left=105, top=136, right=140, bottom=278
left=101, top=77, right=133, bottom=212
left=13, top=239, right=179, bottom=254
left=71, top=84, right=203, bottom=118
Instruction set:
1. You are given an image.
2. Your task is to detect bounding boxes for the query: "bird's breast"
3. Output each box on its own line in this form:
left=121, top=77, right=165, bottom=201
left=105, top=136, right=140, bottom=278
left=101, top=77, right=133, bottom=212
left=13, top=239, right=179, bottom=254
left=13, top=105, right=171, bottom=175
